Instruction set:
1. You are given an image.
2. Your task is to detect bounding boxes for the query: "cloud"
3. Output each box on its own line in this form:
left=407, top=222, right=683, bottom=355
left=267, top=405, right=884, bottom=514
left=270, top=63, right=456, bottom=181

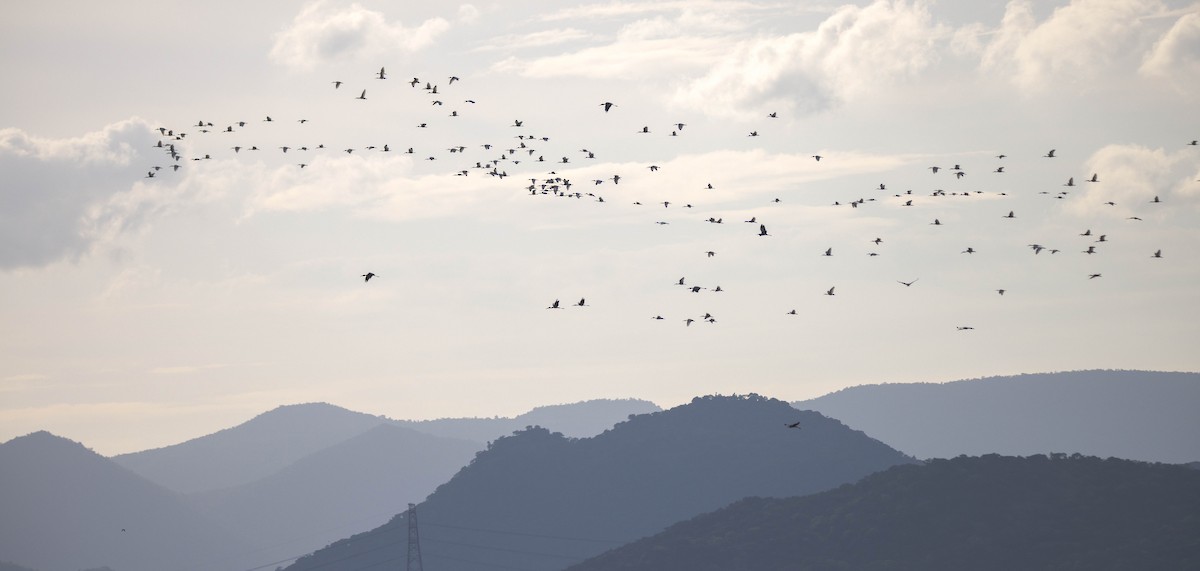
left=458, top=4, right=480, bottom=24
left=270, top=1, right=450, bottom=70
left=0, top=119, right=168, bottom=270
left=474, top=28, right=595, bottom=52
left=1140, top=10, right=1200, bottom=79
left=672, top=0, right=947, bottom=117
left=492, top=6, right=745, bottom=78
left=981, top=0, right=1164, bottom=90
left=1066, top=144, right=1200, bottom=218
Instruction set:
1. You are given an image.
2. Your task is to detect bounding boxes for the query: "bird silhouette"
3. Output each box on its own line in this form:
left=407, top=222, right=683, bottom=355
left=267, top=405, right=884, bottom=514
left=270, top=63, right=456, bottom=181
left=600, top=102, right=616, bottom=112
left=547, top=299, right=562, bottom=309
left=785, top=421, right=801, bottom=429
left=758, top=224, right=769, bottom=236
left=362, top=273, right=376, bottom=282
left=898, top=279, right=918, bottom=287
left=824, top=287, right=835, bottom=296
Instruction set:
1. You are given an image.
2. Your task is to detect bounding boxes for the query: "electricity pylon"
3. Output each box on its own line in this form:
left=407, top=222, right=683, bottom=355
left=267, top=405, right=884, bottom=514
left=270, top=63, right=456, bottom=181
left=407, top=503, right=424, bottom=571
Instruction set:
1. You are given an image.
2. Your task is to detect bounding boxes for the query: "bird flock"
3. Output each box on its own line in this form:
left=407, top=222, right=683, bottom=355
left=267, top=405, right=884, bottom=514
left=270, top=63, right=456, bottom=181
left=139, top=66, right=1195, bottom=331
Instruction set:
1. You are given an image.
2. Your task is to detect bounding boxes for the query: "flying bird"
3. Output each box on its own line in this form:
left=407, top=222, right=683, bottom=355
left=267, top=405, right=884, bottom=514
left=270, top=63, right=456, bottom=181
left=362, top=273, right=376, bottom=282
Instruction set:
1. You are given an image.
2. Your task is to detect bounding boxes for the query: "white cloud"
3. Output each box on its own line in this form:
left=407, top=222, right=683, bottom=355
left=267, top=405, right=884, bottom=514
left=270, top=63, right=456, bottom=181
left=269, top=1, right=451, bottom=71
left=458, top=4, right=481, bottom=24
left=492, top=5, right=746, bottom=78
left=473, top=28, right=595, bottom=52
left=1066, top=144, right=1200, bottom=218
left=492, top=36, right=727, bottom=79
left=672, top=0, right=947, bottom=117
left=1140, top=10, right=1200, bottom=78
left=0, top=119, right=169, bottom=269
left=982, top=0, right=1164, bottom=90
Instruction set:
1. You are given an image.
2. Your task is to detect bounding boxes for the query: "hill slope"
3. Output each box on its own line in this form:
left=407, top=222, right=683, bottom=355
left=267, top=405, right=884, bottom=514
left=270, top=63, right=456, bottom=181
left=795, top=370, right=1200, bottom=462
left=192, top=424, right=481, bottom=564
left=393, top=398, right=662, bottom=441
left=284, top=394, right=914, bottom=571
left=0, top=432, right=251, bottom=571
left=112, top=402, right=396, bottom=493
left=114, top=399, right=657, bottom=494
left=568, top=454, right=1200, bottom=571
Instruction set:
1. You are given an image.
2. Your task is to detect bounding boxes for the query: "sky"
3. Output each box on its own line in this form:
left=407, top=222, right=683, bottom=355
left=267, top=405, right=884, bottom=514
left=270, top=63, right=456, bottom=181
left=1, top=0, right=1198, bottom=455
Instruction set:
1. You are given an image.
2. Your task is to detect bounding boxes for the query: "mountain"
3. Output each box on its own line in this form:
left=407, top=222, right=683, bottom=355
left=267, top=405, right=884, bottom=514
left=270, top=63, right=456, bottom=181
left=0, top=431, right=251, bottom=571
left=114, top=399, right=658, bottom=495
left=112, top=402, right=397, bottom=494
left=568, top=454, right=1200, bottom=571
left=283, top=394, right=915, bottom=571
left=795, top=370, right=1200, bottom=462
left=191, top=423, right=481, bottom=566
left=393, top=398, right=662, bottom=441
left=0, top=562, right=41, bottom=571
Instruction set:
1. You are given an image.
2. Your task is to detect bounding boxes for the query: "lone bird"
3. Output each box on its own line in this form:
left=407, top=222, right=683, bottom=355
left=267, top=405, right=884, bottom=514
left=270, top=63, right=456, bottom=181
left=824, top=287, right=836, bottom=296
left=362, top=273, right=376, bottom=282
left=898, top=279, right=918, bottom=287
left=785, top=421, right=801, bottom=429
left=600, top=102, right=616, bottom=112
left=547, top=299, right=562, bottom=309
left=758, top=224, right=769, bottom=237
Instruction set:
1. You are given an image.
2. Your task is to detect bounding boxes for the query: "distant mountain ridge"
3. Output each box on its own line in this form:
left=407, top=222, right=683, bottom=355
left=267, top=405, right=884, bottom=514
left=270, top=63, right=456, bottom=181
left=568, top=454, right=1200, bottom=571
left=112, top=402, right=393, bottom=494
left=794, top=370, right=1200, bottom=463
left=0, top=431, right=251, bottom=571
left=283, top=394, right=915, bottom=571
left=191, top=423, right=481, bottom=566
left=393, top=398, right=662, bottom=441
left=113, top=398, right=657, bottom=495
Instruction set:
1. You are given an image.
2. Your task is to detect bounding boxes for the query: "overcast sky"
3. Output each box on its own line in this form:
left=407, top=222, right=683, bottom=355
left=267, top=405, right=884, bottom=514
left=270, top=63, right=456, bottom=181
left=2, top=0, right=1198, bottom=455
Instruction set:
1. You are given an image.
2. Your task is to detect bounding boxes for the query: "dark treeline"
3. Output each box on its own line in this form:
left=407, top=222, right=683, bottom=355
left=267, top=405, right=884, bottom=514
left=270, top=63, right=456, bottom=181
left=284, top=394, right=914, bottom=571
left=569, top=454, right=1200, bottom=571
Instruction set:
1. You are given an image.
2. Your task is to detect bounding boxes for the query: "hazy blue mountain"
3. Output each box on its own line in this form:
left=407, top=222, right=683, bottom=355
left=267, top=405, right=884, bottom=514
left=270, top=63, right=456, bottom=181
left=114, top=399, right=657, bottom=495
left=191, top=423, right=481, bottom=566
left=284, top=394, right=915, bottom=571
left=112, top=402, right=397, bottom=493
left=393, top=398, right=662, bottom=441
left=0, top=431, right=251, bottom=571
left=0, top=561, right=41, bottom=571
left=795, top=370, right=1200, bottom=463
left=569, top=454, right=1200, bottom=571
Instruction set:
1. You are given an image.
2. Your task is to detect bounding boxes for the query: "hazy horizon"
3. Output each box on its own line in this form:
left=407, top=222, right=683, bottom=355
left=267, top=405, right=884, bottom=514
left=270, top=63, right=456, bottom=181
left=3, top=0, right=1198, bottom=455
